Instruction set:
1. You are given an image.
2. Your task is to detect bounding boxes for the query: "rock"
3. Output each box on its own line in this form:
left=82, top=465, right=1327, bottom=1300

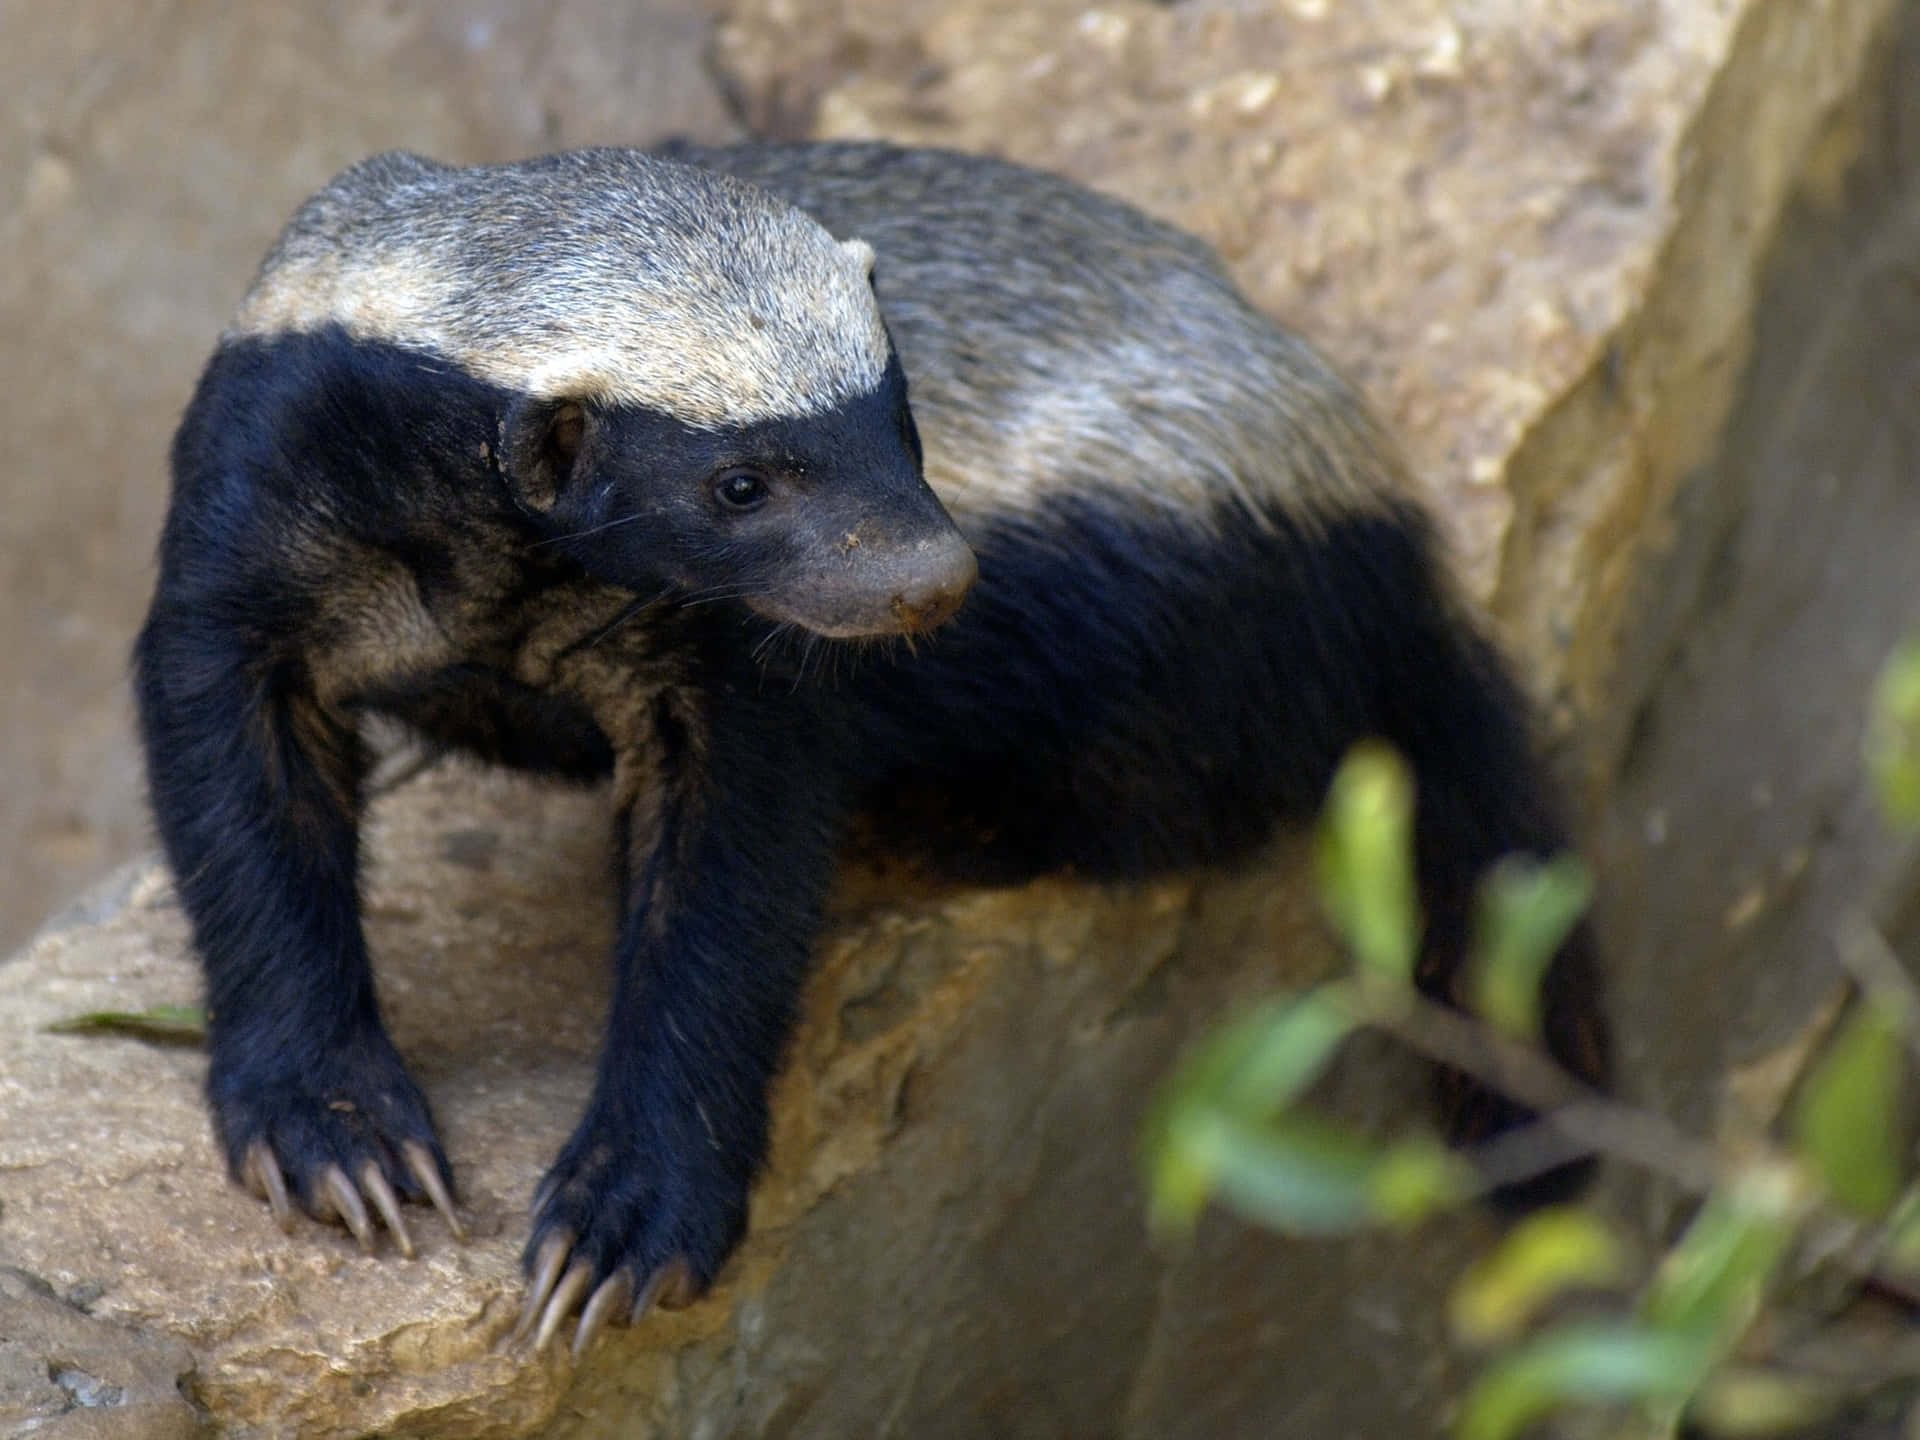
left=1590, top=4, right=1920, bottom=1156
left=0, top=1268, right=200, bottom=1440
left=2, top=764, right=1472, bottom=1437
left=715, top=0, right=1900, bottom=753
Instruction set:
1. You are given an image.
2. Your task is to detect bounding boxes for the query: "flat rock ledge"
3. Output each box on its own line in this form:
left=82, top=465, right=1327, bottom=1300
left=3, top=766, right=1475, bottom=1438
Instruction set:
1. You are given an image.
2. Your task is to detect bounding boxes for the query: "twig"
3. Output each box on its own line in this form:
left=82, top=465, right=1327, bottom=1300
left=1359, top=984, right=1724, bottom=1195
left=1834, top=912, right=1920, bottom=1064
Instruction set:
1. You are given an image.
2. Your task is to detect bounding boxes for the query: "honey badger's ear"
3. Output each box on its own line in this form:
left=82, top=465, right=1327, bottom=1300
left=500, top=397, right=588, bottom=514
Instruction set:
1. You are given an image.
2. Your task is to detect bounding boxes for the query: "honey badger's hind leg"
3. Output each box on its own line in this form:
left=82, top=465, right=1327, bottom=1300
left=1366, top=545, right=1611, bottom=1204
left=133, top=610, right=461, bottom=1256
left=854, top=493, right=1611, bottom=1203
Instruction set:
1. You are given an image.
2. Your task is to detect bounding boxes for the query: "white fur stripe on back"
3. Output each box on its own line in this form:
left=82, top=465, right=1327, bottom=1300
left=228, top=150, right=891, bottom=427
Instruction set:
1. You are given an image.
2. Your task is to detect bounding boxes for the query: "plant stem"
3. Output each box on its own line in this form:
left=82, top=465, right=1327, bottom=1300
left=1361, top=986, right=1723, bottom=1194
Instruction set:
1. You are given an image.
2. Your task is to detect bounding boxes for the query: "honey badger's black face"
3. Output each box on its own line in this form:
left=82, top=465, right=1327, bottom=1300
left=502, top=354, right=976, bottom=638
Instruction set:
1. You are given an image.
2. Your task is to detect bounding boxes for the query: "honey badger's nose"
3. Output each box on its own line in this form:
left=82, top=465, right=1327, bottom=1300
left=890, top=536, right=978, bottom=632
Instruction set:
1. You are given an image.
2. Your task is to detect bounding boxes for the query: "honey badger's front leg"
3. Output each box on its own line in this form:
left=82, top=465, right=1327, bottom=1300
left=132, top=614, right=462, bottom=1254
left=512, top=678, right=845, bottom=1355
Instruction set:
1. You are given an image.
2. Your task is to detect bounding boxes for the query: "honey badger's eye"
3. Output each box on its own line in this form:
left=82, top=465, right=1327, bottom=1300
left=713, top=468, right=770, bottom=511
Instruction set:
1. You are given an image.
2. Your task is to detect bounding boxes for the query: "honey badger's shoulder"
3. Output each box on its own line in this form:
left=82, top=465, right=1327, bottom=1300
left=227, top=147, right=889, bottom=428
left=656, top=140, right=1404, bottom=529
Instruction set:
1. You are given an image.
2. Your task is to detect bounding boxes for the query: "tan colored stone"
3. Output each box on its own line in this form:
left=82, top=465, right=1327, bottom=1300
left=0, top=1276, right=201, bottom=1439
left=4, top=765, right=1425, bottom=1436
left=1584, top=3, right=1920, bottom=1181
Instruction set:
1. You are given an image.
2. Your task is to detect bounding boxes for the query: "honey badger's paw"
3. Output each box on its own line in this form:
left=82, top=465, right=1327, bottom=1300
left=208, top=1030, right=463, bottom=1257
left=511, top=1104, right=747, bottom=1360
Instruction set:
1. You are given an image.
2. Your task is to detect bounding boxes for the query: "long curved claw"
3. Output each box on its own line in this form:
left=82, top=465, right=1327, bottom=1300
left=243, top=1142, right=294, bottom=1233
left=616, top=1257, right=698, bottom=1328
left=530, top=1172, right=559, bottom=1223
left=510, top=1231, right=574, bottom=1349
left=402, top=1141, right=465, bottom=1241
left=654, top=1257, right=697, bottom=1311
left=319, top=1164, right=377, bottom=1254
left=359, top=1162, right=415, bottom=1259
left=571, top=1268, right=635, bottom=1364
left=532, top=1259, right=595, bottom=1354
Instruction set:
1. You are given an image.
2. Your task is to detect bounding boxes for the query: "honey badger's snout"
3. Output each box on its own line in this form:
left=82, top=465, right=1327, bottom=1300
left=766, top=491, right=977, bottom=640
left=887, top=531, right=978, bottom=633
left=821, top=458, right=978, bottom=637
left=730, top=373, right=978, bottom=640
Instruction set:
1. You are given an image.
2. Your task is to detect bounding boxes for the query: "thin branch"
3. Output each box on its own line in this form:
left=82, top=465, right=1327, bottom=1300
left=1359, top=979, right=1920, bottom=1306
left=1834, top=912, right=1920, bottom=1066
left=1361, top=984, right=1724, bottom=1194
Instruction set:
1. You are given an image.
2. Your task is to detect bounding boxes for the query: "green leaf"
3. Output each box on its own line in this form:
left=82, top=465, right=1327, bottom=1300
left=1642, top=1170, right=1803, bottom=1340
left=1468, top=856, right=1592, bottom=1040
left=1369, top=1136, right=1479, bottom=1228
left=1316, top=742, right=1420, bottom=985
left=1789, top=999, right=1906, bottom=1218
left=1141, top=990, right=1358, bottom=1236
left=1196, top=1115, right=1475, bottom=1236
left=1145, top=997, right=1472, bottom=1238
left=1450, top=1207, right=1630, bottom=1347
left=1879, top=1181, right=1920, bottom=1280
left=1457, top=1322, right=1714, bottom=1440
left=1204, top=1112, right=1381, bottom=1235
left=46, top=1003, right=207, bottom=1045
left=1144, top=1120, right=1217, bottom=1240
left=1218, top=990, right=1361, bottom=1115
left=1687, top=1368, right=1845, bottom=1436
left=1866, top=637, right=1920, bottom=831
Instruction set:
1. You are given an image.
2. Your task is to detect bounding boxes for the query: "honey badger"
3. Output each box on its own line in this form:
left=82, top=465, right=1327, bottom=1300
left=134, top=141, right=1609, bottom=1356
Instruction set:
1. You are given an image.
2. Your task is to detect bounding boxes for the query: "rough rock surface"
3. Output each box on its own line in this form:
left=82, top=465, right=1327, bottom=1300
left=3, top=766, right=1476, bottom=1437
left=1592, top=5, right=1920, bottom=1152
left=0, top=1268, right=199, bottom=1440
left=3, top=0, right=1917, bottom=1436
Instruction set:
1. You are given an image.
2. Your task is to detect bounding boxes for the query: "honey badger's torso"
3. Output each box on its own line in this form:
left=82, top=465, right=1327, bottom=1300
left=135, top=142, right=1608, bottom=1351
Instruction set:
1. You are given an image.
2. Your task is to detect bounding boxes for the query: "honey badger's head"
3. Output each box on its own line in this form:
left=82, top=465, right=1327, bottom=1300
left=236, top=148, right=976, bottom=637
left=498, top=341, right=975, bottom=639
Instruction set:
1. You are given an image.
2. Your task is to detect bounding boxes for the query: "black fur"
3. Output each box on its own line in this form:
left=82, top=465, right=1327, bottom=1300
left=137, top=186, right=1608, bottom=1309
left=135, top=333, right=510, bottom=1220
left=847, top=492, right=1605, bottom=1172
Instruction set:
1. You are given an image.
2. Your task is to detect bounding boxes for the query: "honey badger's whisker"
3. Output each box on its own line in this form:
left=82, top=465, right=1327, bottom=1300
left=677, top=584, right=760, bottom=607
left=556, top=593, right=657, bottom=657
left=750, top=621, right=798, bottom=667
left=523, top=510, right=647, bottom=550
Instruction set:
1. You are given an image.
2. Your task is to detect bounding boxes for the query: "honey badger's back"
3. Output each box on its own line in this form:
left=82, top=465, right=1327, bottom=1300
left=673, top=141, right=1608, bottom=1157
left=229, top=147, right=891, bottom=427
left=662, top=141, right=1400, bottom=532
